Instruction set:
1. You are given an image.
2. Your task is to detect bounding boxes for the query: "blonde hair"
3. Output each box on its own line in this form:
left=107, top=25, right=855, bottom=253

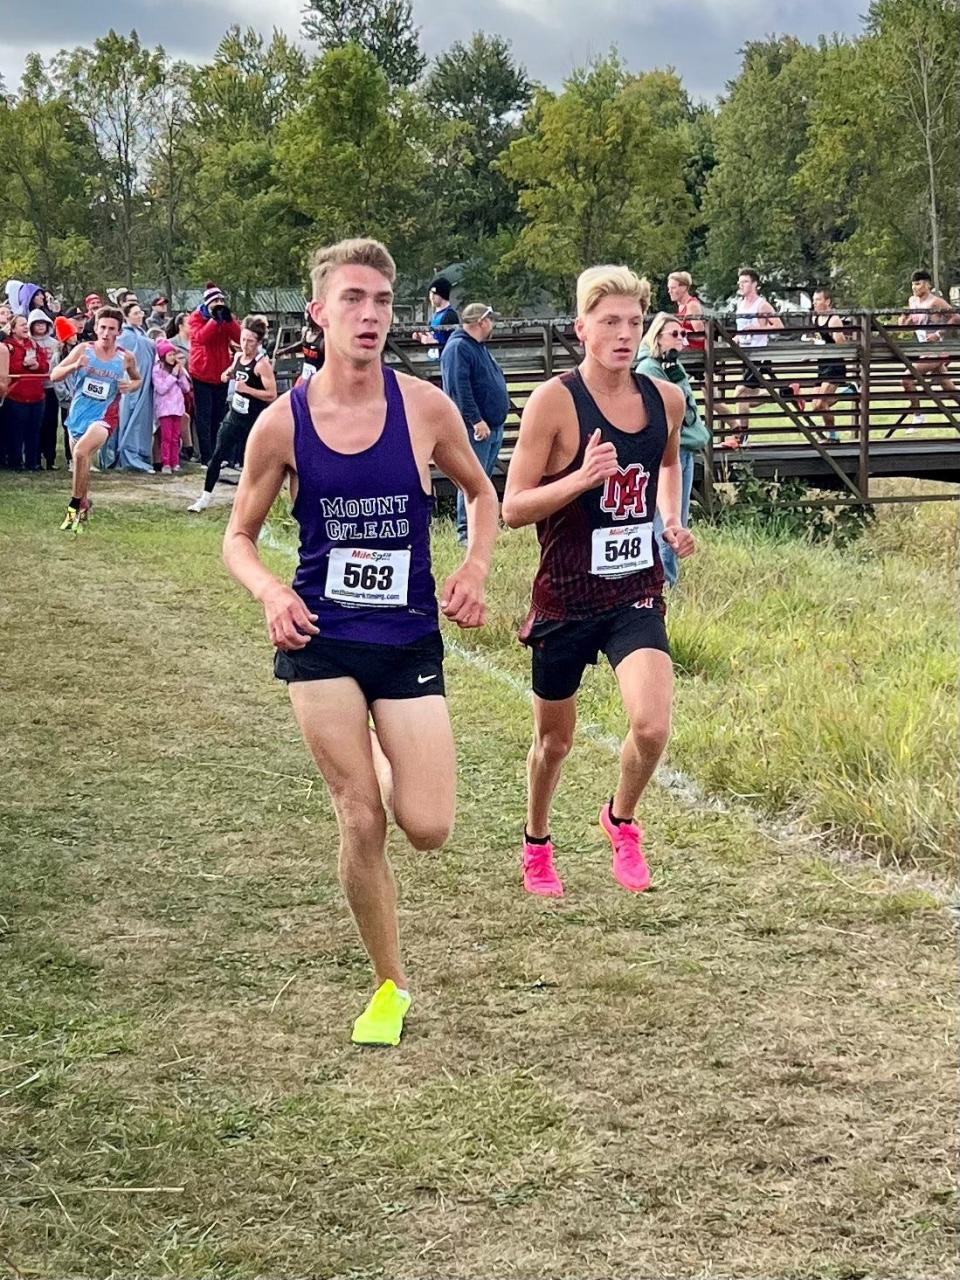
left=668, top=270, right=693, bottom=290
left=643, top=311, right=684, bottom=357
left=310, top=237, right=397, bottom=299
left=576, top=264, right=651, bottom=318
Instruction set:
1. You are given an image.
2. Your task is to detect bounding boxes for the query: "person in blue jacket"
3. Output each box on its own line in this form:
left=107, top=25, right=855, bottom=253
left=414, top=276, right=459, bottom=355
left=440, top=303, right=510, bottom=544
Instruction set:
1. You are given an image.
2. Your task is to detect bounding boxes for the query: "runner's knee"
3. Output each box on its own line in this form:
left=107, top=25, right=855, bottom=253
left=395, top=810, right=452, bottom=851
left=534, top=724, right=574, bottom=766
left=335, top=794, right=387, bottom=853
left=628, top=716, right=670, bottom=757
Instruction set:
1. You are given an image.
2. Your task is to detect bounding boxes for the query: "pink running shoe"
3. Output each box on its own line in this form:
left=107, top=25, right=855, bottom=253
left=522, top=838, right=564, bottom=897
left=599, top=802, right=651, bottom=893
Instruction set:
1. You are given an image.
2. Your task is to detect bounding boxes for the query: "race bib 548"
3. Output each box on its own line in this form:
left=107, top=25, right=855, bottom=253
left=590, top=524, right=653, bottom=578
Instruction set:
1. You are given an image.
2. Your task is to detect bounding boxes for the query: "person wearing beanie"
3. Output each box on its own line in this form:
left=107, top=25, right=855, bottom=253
left=414, top=276, right=459, bottom=354
left=187, top=281, right=241, bottom=463
left=79, top=293, right=103, bottom=342
left=187, top=315, right=276, bottom=511
left=440, top=303, right=510, bottom=544
left=152, top=338, right=192, bottom=473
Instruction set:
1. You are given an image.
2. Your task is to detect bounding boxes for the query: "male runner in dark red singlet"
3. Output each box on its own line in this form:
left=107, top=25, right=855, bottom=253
left=503, top=265, right=694, bottom=898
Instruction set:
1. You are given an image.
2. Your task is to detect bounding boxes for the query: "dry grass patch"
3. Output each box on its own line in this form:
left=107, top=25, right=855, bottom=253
left=0, top=473, right=956, bottom=1280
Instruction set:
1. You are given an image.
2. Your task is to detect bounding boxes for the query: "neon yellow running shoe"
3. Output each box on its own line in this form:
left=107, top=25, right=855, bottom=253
left=351, top=980, right=411, bottom=1047
left=59, top=505, right=79, bottom=532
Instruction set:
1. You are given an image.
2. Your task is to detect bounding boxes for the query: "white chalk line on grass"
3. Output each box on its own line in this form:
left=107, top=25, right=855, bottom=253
left=259, top=526, right=954, bottom=903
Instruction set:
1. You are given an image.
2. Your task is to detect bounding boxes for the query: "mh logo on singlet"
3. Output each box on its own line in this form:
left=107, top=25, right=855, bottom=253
left=599, top=464, right=650, bottom=520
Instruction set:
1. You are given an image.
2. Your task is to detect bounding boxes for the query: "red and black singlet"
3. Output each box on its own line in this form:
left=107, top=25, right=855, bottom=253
left=524, top=368, right=668, bottom=628
left=677, top=297, right=705, bottom=350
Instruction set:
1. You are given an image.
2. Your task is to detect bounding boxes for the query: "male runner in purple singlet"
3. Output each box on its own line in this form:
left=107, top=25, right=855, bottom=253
left=223, top=238, right=498, bottom=1047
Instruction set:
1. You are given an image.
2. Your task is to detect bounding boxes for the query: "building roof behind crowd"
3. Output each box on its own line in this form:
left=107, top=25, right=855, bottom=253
left=121, top=287, right=309, bottom=315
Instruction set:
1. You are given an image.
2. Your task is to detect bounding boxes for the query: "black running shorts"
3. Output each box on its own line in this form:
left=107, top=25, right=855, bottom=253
left=274, top=631, right=445, bottom=702
left=524, top=600, right=669, bottom=702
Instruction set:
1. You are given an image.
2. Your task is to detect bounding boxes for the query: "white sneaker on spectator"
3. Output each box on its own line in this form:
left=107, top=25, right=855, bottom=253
left=187, top=492, right=213, bottom=513
left=161, top=465, right=173, bottom=474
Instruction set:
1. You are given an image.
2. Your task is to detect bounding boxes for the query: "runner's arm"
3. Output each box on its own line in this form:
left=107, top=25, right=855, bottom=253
left=223, top=404, right=319, bottom=650
left=119, top=350, right=141, bottom=393
left=929, top=296, right=959, bottom=327
left=828, top=313, right=848, bottom=343
left=685, top=297, right=705, bottom=335
left=656, top=382, right=696, bottom=559
left=502, top=380, right=617, bottom=528
left=655, top=382, right=686, bottom=528
left=0, top=343, right=8, bottom=397
left=48, top=342, right=86, bottom=382
left=428, top=388, right=498, bottom=628
left=760, top=300, right=784, bottom=332
left=431, top=391, right=498, bottom=567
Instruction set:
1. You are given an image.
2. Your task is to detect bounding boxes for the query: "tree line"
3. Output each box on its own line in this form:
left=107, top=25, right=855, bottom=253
left=0, top=0, right=956, bottom=313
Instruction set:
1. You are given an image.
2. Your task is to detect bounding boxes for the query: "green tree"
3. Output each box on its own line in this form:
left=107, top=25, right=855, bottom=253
left=54, top=30, right=166, bottom=286
left=797, top=0, right=959, bottom=301
left=191, top=26, right=307, bottom=142
left=144, top=61, right=196, bottom=298
left=679, top=103, right=717, bottom=288
left=301, top=0, right=425, bottom=87
left=700, top=37, right=827, bottom=299
left=0, top=55, right=100, bottom=294
left=275, top=44, right=430, bottom=268
left=423, top=33, right=531, bottom=251
left=497, top=54, right=695, bottom=308
left=181, top=29, right=309, bottom=301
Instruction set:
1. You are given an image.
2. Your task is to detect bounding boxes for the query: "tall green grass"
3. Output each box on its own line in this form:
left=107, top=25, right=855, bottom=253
left=432, top=490, right=958, bottom=872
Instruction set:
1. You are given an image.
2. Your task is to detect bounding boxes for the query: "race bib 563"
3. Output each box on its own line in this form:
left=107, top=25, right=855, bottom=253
left=325, top=547, right=410, bottom=607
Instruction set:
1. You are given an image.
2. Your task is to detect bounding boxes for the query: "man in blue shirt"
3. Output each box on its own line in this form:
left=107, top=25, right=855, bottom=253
left=440, top=303, right=510, bottom=543
left=414, top=276, right=459, bottom=355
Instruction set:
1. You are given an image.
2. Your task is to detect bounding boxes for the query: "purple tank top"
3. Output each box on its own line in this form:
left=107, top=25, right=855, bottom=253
left=289, top=366, right=438, bottom=645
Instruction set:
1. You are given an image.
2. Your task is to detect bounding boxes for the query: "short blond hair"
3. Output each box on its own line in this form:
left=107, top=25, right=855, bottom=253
left=668, top=270, right=692, bottom=290
left=310, top=237, right=396, bottom=300
left=576, top=264, right=650, bottom=317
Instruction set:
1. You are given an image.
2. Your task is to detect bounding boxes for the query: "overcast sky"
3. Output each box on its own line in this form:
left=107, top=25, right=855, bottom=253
left=0, top=0, right=866, bottom=102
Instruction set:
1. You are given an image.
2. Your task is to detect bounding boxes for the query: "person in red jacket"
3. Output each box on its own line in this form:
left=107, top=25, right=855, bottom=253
left=1, top=312, right=50, bottom=469
left=188, top=283, right=241, bottom=464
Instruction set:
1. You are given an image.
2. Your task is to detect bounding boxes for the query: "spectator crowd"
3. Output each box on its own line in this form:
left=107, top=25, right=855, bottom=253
left=0, top=277, right=261, bottom=478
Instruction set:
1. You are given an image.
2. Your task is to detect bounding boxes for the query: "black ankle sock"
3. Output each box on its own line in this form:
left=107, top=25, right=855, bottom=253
left=524, top=829, right=550, bottom=845
left=68, top=496, right=81, bottom=510
left=608, top=798, right=630, bottom=825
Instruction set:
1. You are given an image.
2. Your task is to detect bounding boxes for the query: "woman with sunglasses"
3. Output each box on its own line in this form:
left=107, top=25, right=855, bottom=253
left=635, top=312, right=710, bottom=587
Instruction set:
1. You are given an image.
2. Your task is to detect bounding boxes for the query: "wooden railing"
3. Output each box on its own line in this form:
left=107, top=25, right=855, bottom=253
left=275, top=313, right=960, bottom=505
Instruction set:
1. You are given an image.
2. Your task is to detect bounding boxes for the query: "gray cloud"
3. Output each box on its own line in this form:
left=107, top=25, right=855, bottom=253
left=0, top=0, right=866, bottom=100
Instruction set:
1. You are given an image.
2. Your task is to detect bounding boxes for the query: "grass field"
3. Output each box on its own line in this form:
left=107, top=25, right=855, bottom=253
left=1, top=470, right=957, bottom=1280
